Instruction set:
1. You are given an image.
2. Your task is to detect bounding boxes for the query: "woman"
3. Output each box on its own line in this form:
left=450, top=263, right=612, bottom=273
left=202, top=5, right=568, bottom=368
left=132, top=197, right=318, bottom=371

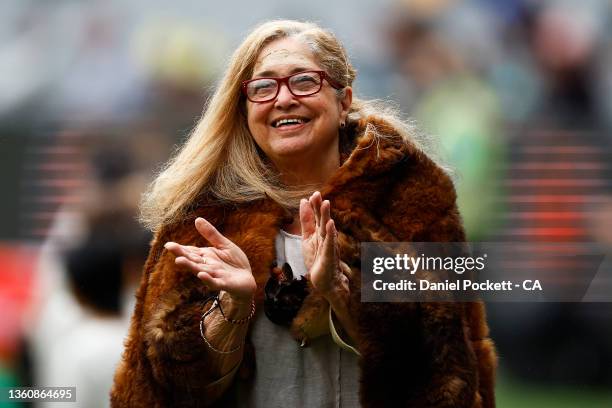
left=111, top=20, right=496, bottom=407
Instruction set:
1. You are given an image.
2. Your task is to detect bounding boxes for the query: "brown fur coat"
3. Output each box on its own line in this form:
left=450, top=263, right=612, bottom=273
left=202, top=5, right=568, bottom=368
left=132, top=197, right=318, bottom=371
left=111, top=116, right=496, bottom=407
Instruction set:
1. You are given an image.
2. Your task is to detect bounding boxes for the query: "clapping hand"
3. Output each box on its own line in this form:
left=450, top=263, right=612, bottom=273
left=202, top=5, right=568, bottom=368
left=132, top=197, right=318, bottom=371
left=300, top=192, right=349, bottom=298
left=164, top=218, right=256, bottom=303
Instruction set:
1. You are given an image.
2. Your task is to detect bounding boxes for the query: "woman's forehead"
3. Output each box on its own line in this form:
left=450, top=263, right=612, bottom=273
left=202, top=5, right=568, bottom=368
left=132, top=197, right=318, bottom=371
left=253, top=38, right=319, bottom=77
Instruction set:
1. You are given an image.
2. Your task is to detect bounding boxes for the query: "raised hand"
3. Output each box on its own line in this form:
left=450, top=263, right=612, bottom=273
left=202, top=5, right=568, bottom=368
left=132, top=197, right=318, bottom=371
left=164, top=217, right=256, bottom=303
left=300, top=192, right=349, bottom=297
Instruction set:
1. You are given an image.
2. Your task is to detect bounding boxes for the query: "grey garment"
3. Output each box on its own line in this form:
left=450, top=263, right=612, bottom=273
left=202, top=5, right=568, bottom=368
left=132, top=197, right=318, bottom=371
left=221, top=232, right=360, bottom=408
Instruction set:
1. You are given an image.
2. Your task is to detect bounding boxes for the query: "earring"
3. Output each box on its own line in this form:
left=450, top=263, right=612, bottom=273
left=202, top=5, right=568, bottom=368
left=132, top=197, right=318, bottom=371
left=340, top=121, right=346, bottom=128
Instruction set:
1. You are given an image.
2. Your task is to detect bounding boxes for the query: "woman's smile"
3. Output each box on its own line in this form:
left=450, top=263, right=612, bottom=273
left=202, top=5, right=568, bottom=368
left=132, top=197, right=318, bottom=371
left=274, top=121, right=308, bottom=133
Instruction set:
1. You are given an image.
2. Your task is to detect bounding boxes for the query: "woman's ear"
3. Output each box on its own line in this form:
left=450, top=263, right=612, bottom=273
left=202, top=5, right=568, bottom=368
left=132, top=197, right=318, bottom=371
left=339, top=87, right=353, bottom=122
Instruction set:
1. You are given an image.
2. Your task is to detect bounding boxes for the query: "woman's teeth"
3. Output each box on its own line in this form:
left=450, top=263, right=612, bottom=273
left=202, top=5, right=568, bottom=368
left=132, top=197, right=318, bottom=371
left=274, top=118, right=306, bottom=127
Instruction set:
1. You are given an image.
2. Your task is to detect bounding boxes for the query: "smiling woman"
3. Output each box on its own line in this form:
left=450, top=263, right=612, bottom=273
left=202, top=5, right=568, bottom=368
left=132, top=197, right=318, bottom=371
left=111, top=20, right=496, bottom=408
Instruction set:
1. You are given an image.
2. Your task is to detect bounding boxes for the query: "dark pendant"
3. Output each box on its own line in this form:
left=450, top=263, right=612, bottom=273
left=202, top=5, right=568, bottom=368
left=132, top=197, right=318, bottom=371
left=264, top=261, right=309, bottom=326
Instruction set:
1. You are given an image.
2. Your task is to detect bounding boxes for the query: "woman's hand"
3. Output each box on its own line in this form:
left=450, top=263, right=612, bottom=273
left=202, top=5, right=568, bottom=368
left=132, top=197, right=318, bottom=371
left=300, top=192, right=349, bottom=299
left=164, top=217, right=256, bottom=303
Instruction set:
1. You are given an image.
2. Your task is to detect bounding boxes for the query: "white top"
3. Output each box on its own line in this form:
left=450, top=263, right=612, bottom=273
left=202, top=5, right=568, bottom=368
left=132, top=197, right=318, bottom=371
left=276, top=229, right=308, bottom=277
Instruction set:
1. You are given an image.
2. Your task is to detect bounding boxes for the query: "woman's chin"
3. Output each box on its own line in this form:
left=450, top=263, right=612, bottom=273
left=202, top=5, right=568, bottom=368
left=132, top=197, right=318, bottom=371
left=269, top=138, right=312, bottom=159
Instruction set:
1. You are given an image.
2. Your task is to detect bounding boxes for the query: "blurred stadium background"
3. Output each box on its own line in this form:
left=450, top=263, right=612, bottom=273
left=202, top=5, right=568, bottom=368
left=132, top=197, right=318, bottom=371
left=1, top=0, right=611, bottom=406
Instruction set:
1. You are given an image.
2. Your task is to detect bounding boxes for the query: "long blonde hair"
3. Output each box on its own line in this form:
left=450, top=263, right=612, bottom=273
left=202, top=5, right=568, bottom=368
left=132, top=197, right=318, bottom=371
left=140, top=20, right=428, bottom=232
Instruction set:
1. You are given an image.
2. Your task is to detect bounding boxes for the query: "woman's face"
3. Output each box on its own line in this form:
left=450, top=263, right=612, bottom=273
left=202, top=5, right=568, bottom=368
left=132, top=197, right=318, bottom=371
left=246, top=37, right=352, bottom=165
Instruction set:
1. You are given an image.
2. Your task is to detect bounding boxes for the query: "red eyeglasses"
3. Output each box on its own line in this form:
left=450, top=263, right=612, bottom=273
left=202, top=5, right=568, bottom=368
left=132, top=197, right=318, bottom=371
left=242, top=70, right=343, bottom=103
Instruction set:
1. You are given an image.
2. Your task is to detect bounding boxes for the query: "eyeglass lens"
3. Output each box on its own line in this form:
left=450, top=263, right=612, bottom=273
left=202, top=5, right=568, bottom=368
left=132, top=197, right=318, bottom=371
left=247, top=72, right=322, bottom=101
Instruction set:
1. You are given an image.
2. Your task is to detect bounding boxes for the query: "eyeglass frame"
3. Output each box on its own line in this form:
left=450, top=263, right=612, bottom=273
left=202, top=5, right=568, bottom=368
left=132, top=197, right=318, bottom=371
left=241, top=70, right=344, bottom=103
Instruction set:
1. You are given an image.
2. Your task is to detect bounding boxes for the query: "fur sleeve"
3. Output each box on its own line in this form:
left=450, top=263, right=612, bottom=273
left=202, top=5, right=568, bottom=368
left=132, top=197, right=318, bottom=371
left=110, top=221, right=232, bottom=407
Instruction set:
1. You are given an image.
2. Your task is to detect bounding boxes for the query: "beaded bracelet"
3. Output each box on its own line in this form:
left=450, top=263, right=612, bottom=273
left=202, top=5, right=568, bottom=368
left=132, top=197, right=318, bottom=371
left=199, top=294, right=255, bottom=354
left=217, top=294, right=256, bottom=324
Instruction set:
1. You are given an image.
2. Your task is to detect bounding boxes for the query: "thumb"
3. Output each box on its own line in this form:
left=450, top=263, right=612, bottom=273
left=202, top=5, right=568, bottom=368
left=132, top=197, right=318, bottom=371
left=195, top=217, right=232, bottom=249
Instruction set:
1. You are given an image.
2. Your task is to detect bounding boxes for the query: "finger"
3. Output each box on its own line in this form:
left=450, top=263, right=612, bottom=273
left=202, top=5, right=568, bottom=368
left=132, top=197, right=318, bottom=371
left=323, top=219, right=338, bottom=262
left=196, top=271, right=224, bottom=291
left=165, top=242, right=204, bottom=263
left=198, top=265, right=221, bottom=278
left=199, top=257, right=221, bottom=269
left=313, top=192, right=322, bottom=222
left=300, top=198, right=316, bottom=238
left=175, top=256, right=205, bottom=274
left=165, top=242, right=194, bottom=255
left=320, top=200, right=331, bottom=239
left=339, top=260, right=354, bottom=279
left=184, top=245, right=205, bottom=254
left=309, top=192, right=322, bottom=230
left=200, top=247, right=223, bottom=262
left=164, top=241, right=182, bottom=253
left=195, top=217, right=232, bottom=249
left=179, top=245, right=210, bottom=259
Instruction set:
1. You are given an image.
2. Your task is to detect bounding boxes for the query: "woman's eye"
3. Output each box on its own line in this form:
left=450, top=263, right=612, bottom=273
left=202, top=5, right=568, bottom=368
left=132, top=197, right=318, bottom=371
left=290, top=74, right=320, bottom=92
left=251, top=81, right=276, bottom=94
left=293, top=75, right=317, bottom=84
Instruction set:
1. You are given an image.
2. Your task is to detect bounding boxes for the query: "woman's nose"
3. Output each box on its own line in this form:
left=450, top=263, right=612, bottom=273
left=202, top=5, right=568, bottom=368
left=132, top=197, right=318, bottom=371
left=274, top=83, right=298, bottom=109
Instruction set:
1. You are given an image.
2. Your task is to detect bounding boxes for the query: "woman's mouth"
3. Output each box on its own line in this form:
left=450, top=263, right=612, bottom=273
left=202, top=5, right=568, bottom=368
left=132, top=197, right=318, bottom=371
left=271, top=117, right=311, bottom=130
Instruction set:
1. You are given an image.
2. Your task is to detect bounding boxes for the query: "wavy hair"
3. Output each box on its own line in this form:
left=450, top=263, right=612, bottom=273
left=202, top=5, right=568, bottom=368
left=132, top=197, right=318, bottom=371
left=140, top=20, right=434, bottom=232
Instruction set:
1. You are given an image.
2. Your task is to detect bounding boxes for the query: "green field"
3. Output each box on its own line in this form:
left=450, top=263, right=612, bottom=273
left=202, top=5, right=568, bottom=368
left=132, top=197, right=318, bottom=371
left=496, top=374, right=612, bottom=408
